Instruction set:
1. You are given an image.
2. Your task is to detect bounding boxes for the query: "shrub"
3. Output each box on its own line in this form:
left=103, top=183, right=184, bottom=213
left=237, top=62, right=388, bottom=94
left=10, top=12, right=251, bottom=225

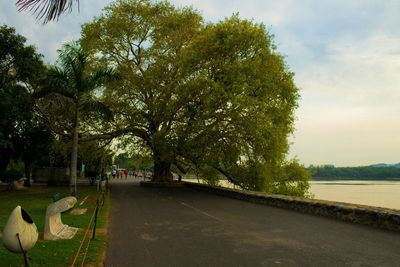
left=0, top=169, right=24, bottom=182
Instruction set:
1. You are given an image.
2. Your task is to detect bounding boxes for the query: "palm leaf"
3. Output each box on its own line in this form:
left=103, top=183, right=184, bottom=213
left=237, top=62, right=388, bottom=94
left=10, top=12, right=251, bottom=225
left=83, top=68, right=118, bottom=94
left=34, top=66, right=76, bottom=100
left=16, top=0, right=79, bottom=24
left=52, top=42, right=87, bottom=95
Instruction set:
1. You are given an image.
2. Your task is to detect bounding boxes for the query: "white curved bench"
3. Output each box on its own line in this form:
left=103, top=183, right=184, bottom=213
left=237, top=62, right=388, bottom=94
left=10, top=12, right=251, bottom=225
left=44, top=196, right=78, bottom=240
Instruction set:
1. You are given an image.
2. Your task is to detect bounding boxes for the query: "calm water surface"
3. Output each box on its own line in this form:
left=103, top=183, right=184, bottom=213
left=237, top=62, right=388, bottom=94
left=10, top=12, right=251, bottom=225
left=310, top=180, right=400, bottom=210
left=184, top=179, right=400, bottom=210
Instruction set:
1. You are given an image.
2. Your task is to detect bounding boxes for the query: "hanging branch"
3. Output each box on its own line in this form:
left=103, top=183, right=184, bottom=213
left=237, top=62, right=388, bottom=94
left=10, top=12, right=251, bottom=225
left=16, top=0, right=79, bottom=24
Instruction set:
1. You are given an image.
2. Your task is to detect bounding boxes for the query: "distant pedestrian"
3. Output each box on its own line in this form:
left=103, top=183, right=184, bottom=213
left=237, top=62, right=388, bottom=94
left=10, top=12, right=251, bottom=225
left=124, top=169, right=128, bottom=180
left=112, top=169, right=116, bottom=179
left=116, top=169, right=120, bottom=179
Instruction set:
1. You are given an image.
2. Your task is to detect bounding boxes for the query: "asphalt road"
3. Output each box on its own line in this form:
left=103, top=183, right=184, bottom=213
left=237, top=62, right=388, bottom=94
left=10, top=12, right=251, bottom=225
left=105, top=180, right=400, bottom=267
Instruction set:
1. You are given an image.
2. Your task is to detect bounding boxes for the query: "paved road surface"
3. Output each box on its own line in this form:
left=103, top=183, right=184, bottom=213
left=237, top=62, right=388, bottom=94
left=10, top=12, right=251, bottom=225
left=106, top=180, right=400, bottom=267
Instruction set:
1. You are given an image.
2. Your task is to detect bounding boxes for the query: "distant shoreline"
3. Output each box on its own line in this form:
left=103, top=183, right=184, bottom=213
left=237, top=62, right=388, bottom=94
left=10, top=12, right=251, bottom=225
left=312, top=177, right=400, bottom=181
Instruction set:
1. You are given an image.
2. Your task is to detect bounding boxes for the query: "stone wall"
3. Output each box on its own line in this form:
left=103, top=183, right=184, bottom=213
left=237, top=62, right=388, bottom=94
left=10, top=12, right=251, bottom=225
left=184, top=182, right=400, bottom=232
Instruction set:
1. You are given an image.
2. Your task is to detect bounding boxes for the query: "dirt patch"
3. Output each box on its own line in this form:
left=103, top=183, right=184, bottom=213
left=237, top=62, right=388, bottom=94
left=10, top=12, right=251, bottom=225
left=95, top=228, right=108, bottom=235
left=83, top=195, right=99, bottom=205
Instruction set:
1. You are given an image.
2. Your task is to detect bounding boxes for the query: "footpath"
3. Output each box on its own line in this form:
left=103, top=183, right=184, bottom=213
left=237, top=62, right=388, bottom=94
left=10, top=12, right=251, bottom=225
left=105, top=179, right=400, bottom=267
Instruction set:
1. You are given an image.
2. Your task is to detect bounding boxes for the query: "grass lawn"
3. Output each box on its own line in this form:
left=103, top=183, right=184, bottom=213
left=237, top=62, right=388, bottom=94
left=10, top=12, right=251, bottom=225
left=0, top=185, right=110, bottom=267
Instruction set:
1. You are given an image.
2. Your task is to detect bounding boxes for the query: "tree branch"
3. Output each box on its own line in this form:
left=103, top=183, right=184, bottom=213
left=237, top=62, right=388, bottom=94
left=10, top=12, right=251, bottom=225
left=80, top=127, right=150, bottom=143
left=213, top=166, right=248, bottom=190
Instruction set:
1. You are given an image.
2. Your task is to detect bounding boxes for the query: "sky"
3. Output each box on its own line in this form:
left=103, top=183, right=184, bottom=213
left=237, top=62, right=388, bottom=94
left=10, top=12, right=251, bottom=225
left=1, top=0, right=399, bottom=167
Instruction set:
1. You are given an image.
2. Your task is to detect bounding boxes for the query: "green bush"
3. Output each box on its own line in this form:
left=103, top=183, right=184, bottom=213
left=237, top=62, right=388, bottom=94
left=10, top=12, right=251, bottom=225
left=0, top=169, right=24, bottom=182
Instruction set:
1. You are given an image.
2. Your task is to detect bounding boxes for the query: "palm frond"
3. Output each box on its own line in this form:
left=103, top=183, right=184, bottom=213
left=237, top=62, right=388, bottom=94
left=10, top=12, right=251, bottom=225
left=56, top=42, right=88, bottom=93
left=16, top=0, right=79, bottom=24
left=83, top=68, right=118, bottom=93
left=34, top=66, right=77, bottom=100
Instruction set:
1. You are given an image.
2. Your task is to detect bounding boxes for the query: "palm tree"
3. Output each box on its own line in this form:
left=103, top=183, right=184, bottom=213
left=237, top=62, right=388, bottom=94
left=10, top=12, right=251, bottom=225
left=42, top=42, right=114, bottom=196
left=16, top=0, right=79, bottom=23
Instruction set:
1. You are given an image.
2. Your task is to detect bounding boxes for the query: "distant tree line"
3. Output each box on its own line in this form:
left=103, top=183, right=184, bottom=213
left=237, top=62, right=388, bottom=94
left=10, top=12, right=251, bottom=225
left=308, top=165, right=400, bottom=180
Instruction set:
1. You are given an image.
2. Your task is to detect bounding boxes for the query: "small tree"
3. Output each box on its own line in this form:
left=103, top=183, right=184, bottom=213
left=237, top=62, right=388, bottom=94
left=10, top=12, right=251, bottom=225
left=39, top=42, right=114, bottom=196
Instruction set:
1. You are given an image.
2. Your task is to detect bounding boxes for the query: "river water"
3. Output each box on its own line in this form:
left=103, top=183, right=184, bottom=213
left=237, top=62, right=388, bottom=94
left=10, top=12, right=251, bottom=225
left=310, top=180, right=400, bottom=210
left=183, top=179, right=400, bottom=210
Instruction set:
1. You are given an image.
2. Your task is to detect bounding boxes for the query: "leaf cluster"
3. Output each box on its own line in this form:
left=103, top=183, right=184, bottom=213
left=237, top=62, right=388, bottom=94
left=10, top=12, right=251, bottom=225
left=0, top=25, right=51, bottom=173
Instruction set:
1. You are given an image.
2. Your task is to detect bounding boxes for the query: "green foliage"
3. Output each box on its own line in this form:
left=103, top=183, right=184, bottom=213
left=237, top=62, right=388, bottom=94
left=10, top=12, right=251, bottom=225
left=200, top=166, right=221, bottom=187
left=0, top=25, right=51, bottom=178
left=80, top=0, right=308, bottom=196
left=40, top=42, right=115, bottom=124
left=79, top=140, right=114, bottom=169
left=0, top=25, right=44, bottom=86
left=114, top=153, right=135, bottom=169
left=37, top=42, right=116, bottom=139
left=272, top=159, right=311, bottom=197
left=308, top=165, right=400, bottom=180
left=114, top=151, right=154, bottom=170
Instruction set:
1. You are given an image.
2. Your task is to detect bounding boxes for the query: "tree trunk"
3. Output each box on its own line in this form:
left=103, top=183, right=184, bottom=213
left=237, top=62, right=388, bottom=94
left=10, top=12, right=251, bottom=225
left=23, top=159, right=31, bottom=187
left=70, top=126, right=78, bottom=196
left=0, top=149, right=12, bottom=173
left=150, top=135, right=173, bottom=183
left=70, top=105, right=79, bottom=196
left=152, top=160, right=173, bottom=182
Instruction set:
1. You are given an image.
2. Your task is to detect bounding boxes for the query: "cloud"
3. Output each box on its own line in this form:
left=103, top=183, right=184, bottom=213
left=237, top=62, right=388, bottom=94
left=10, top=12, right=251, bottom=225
left=295, top=32, right=400, bottom=108
left=0, top=1, right=112, bottom=63
left=289, top=104, right=400, bottom=166
left=289, top=31, right=400, bottom=165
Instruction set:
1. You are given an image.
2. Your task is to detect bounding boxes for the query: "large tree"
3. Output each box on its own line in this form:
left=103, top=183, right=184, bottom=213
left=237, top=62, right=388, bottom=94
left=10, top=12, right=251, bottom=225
left=39, top=42, right=114, bottom=196
left=0, top=25, right=47, bottom=181
left=82, top=0, right=309, bottom=195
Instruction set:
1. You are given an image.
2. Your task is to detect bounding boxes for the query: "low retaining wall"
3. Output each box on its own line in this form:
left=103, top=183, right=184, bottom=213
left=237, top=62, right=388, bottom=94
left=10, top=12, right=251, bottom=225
left=184, top=182, right=400, bottom=232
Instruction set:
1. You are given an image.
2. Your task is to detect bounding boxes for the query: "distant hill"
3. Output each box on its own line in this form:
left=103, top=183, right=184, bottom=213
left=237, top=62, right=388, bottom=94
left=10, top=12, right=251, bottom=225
left=370, top=163, right=400, bottom=168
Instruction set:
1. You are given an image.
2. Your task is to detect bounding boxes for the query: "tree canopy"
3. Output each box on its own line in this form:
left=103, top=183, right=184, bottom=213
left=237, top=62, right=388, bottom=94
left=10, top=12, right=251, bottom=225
left=81, top=0, right=309, bottom=195
left=0, top=24, right=49, bottom=183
